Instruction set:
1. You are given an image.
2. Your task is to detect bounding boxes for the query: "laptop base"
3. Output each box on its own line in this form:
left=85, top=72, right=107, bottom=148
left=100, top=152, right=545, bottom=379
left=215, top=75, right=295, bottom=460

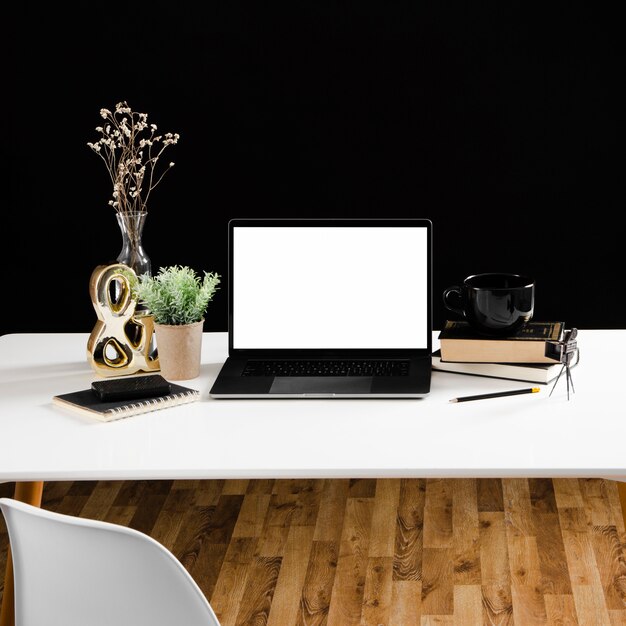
left=209, top=356, right=432, bottom=398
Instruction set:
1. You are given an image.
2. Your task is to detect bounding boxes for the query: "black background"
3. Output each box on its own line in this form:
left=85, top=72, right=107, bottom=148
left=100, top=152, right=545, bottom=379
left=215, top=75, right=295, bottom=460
left=4, top=4, right=623, bottom=335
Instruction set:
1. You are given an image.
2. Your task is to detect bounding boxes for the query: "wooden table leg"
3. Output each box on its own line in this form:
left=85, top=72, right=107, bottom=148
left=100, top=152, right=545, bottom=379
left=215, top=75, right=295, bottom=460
left=617, top=481, right=626, bottom=529
left=0, top=482, right=44, bottom=626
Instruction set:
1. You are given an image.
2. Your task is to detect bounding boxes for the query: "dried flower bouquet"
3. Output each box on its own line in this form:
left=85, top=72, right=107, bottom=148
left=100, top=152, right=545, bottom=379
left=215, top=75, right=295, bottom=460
left=87, top=101, right=179, bottom=214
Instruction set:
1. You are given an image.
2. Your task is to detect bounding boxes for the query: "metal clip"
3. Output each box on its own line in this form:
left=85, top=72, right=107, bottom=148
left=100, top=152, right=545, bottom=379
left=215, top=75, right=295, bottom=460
left=547, top=328, right=579, bottom=400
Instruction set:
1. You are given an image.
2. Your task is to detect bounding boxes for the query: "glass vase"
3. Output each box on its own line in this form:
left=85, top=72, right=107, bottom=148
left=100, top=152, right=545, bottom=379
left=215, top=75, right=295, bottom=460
left=115, top=210, right=153, bottom=326
left=116, top=211, right=151, bottom=277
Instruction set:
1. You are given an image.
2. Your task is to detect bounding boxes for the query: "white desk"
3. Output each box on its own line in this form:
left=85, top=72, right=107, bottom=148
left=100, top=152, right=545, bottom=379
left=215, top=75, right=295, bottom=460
left=0, top=330, right=625, bottom=481
left=1, top=330, right=625, bottom=624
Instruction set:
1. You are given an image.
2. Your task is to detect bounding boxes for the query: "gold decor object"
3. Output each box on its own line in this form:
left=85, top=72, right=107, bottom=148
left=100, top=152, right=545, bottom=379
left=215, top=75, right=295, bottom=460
left=87, top=263, right=160, bottom=377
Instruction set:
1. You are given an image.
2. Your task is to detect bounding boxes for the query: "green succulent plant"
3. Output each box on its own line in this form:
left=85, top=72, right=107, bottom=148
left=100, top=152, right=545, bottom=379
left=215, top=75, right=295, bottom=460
left=128, top=265, right=221, bottom=325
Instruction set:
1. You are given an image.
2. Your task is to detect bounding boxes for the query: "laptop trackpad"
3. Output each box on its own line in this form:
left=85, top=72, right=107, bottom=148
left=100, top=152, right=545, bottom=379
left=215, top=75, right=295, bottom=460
left=270, top=376, right=373, bottom=395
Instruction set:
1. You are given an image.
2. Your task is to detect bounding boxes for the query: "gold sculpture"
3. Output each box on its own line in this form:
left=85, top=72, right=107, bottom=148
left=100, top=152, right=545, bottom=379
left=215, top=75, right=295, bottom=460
left=87, top=263, right=160, bottom=376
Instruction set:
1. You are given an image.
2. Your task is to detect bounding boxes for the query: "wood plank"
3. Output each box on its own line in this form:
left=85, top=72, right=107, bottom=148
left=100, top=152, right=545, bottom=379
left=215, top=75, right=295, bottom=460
left=369, top=479, right=401, bottom=558
left=453, top=584, right=482, bottom=626
left=389, top=580, right=421, bottom=626
left=234, top=556, right=282, bottom=626
left=507, top=535, right=543, bottom=588
left=127, top=490, right=170, bottom=536
left=171, top=504, right=216, bottom=572
left=421, top=547, right=453, bottom=616
left=256, top=493, right=299, bottom=557
left=616, top=482, right=626, bottom=533
left=292, top=486, right=322, bottom=527
left=103, top=504, right=137, bottom=528
left=0, top=484, right=15, bottom=498
left=507, top=535, right=547, bottom=624
left=246, top=479, right=275, bottom=494
left=559, top=506, right=598, bottom=589
left=327, top=497, right=374, bottom=626
left=588, top=524, right=626, bottom=610
left=553, top=478, right=584, bottom=509
left=150, top=487, right=197, bottom=548
left=210, top=537, right=258, bottom=626
left=394, top=478, right=425, bottom=581
left=67, top=480, right=98, bottom=497
left=54, top=490, right=95, bottom=518
left=298, top=540, right=339, bottom=626
left=480, top=511, right=513, bottom=626
left=204, top=495, right=244, bottom=544
left=533, top=512, right=573, bottom=595
left=349, top=479, right=377, bottom=498
left=580, top=479, right=615, bottom=526
left=479, top=512, right=510, bottom=586
left=421, top=615, right=454, bottom=625
left=481, top=585, right=514, bottom=626
left=112, top=479, right=149, bottom=507
left=275, top=478, right=320, bottom=496
left=361, top=556, right=394, bottom=626
left=502, top=478, right=535, bottom=538
left=529, top=478, right=558, bottom=514
left=194, top=479, right=226, bottom=507
left=571, top=584, right=612, bottom=626
left=453, top=479, right=481, bottom=585
left=79, top=480, right=123, bottom=521
left=221, top=479, right=250, bottom=495
left=267, top=526, right=315, bottom=626
left=179, top=493, right=245, bottom=599
left=511, top=585, right=548, bottom=625
left=477, top=478, right=504, bottom=512
left=231, top=493, right=271, bottom=538
left=543, top=594, right=579, bottom=626
left=191, top=541, right=229, bottom=601
left=314, top=479, right=350, bottom=543
left=423, top=479, right=453, bottom=549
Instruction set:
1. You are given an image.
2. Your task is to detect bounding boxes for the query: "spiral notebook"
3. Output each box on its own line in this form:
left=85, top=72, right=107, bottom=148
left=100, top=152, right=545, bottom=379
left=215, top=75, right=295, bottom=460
left=53, top=382, right=199, bottom=422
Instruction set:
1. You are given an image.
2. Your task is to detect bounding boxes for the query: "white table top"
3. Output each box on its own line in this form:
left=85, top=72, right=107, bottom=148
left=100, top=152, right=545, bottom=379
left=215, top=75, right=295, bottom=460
left=0, top=330, right=624, bottom=482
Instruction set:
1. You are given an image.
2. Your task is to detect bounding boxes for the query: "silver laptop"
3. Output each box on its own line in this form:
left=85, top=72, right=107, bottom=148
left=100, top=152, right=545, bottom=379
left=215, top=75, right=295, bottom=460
left=209, top=218, right=432, bottom=398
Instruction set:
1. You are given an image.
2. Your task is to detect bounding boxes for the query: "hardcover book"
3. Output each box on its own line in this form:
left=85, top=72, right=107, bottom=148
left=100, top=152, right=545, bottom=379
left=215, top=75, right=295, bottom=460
left=438, top=320, right=564, bottom=363
left=431, top=349, right=572, bottom=383
left=53, top=382, right=200, bottom=422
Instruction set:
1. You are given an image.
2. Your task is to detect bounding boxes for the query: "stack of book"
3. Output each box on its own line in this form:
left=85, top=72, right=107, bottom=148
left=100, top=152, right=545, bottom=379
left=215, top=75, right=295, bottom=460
left=432, top=320, right=572, bottom=384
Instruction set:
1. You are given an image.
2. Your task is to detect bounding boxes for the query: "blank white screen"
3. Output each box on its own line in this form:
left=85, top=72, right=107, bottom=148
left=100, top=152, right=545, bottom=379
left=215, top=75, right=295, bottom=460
left=233, top=226, right=429, bottom=349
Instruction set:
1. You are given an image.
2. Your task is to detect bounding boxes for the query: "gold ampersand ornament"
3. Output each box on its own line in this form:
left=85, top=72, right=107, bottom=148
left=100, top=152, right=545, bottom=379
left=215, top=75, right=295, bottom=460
left=87, top=263, right=160, bottom=376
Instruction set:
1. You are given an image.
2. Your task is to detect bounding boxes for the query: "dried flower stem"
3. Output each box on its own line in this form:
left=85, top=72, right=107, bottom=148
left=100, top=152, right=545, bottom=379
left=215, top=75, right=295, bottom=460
left=87, top=101, right=179, bottom=214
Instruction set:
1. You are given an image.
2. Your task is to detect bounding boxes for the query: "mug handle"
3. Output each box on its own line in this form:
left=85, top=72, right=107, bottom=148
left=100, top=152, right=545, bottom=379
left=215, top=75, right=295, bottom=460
left=442, top=286, right=465, bottom=317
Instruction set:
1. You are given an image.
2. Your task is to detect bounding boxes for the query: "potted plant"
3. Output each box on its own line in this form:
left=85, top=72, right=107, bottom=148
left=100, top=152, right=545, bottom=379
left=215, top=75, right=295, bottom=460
left=129, top=265, right=221, bottom=380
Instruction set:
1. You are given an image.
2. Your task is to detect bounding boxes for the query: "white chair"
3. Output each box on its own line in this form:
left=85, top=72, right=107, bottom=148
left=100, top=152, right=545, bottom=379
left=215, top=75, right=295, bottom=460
left=0, top=498, right=221, bottom=626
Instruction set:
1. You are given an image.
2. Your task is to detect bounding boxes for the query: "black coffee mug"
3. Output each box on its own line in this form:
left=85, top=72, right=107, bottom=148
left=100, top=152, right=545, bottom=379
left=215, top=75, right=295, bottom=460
left=443, top=273, right=535, bottom=336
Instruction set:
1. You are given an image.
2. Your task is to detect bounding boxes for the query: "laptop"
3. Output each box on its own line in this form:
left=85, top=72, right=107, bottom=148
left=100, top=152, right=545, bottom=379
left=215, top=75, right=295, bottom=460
left=209, top=218, right=432, bottom=398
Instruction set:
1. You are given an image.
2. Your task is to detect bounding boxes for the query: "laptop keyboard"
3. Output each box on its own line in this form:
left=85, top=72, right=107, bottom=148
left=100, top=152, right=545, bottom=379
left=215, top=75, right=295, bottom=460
left=242, top=359, right=410, bottom=377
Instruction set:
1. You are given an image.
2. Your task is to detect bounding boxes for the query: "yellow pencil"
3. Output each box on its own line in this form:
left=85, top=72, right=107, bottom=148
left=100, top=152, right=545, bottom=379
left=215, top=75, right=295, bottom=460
left=450, top=387, right=540, bottom=403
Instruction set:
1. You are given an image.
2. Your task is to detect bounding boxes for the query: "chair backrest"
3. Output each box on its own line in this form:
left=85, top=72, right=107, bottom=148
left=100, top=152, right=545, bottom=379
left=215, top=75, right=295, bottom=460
left=0, top=498, right=221, bottom=626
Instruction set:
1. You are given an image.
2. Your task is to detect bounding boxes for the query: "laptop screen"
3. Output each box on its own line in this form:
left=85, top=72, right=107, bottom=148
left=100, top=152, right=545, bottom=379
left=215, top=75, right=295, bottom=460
left=231, top=221, right=431, bottom=351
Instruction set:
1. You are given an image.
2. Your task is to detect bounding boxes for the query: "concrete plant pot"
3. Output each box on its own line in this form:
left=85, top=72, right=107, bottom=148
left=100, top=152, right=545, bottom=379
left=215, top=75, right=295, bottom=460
left=153, top=319, right=204, bottom=380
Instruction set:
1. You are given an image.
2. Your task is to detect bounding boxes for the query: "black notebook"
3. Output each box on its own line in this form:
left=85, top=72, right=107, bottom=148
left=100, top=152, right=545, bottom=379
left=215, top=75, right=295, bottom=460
left=53, top=382, right=200, bottom=422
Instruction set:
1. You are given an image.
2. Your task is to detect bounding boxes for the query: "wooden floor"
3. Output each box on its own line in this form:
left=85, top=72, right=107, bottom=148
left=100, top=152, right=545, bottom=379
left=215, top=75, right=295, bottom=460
left=1, top=478, right=625, bottom=625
